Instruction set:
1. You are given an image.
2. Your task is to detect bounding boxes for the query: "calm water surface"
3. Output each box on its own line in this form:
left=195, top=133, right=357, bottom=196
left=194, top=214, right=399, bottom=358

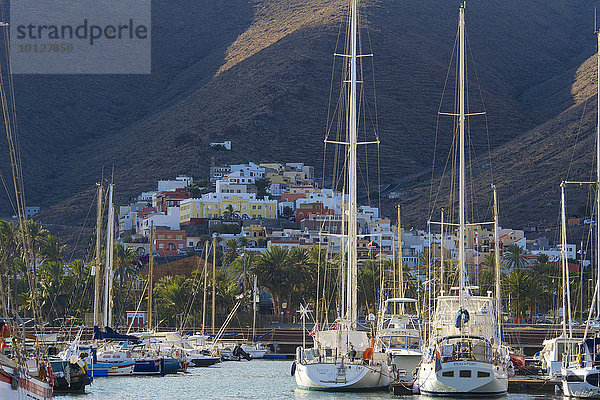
left=54, top=360, right=564, bottom=400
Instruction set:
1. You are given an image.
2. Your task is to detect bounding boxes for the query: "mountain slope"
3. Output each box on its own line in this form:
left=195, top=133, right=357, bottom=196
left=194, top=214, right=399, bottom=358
left=1, top=0, right=598, bottom=229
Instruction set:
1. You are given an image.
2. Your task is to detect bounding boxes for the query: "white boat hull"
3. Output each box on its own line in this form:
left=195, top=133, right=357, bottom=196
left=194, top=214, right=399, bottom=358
left=418, top=360, right=507, bottom=396
left=0, top=366, right=53, bottom=399
left=563, top=367, right=600, bottom=398
left=294, top=361, right=390, bottom=391
left=389, top=351, right=421, bottom=382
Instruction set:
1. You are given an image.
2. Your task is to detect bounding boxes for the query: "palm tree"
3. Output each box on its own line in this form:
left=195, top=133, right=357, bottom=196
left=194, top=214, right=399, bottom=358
left=222, top=204, right=239, bottom=220
left=113, top=242, right=139, bottom=325
left=155, top=275, right=193, bottom=327
left=503, top=244, right=527, bottom=270
left=0, top=221, right=19, bottom=316
left=251, top=246, right=291, bottom=315
left=222, top=239, right=239, bottom=266
left=504, top=268, right=531, bottom=319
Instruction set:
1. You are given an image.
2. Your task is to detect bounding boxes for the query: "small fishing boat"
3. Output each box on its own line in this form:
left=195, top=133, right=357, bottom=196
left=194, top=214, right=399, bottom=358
left=0, top=353, right=53, bottom=400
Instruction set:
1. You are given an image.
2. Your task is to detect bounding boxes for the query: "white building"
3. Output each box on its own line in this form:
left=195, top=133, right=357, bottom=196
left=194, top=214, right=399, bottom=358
left=210, top=140, right=232, bottom=150
left=139, top=207, right=180, bottom=237
left=157, top=176, right=192, bottom=192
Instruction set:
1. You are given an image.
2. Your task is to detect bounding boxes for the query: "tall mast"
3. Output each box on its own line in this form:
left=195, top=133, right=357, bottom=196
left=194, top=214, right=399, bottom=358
left=202, top=241, right=208, bottom=334
left=397, top=205, right=403, bottom=299
left=493, top=185, right=501, bottom=337
left=148, top=221, right=154, bottom=330
left=103, top=183, right=114, bottom=327
left=458, top=4, right=466, bottom=308
left=212, top=236, right=217, bottom=335
left=596, top=28, right=600, bottom=315
left=560, top=182, right=572, bottom=339
left=346, top=0, right=359, bottom=328
left=93, top=182, right=103, bottom=326
left=440, top=208, right=444, bottom=294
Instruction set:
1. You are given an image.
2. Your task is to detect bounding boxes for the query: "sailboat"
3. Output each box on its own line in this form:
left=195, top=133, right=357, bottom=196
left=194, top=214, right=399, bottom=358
left=561, top=26, right=600, bottom=398
left=374, top=207, right=422, bottom=386
left=292, top=0, right=390, bottom=391
left=416, top=4, right=509, bottom=396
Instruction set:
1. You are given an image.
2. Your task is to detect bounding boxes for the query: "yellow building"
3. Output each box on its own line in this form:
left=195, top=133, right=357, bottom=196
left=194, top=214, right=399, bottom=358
left=180, top=193, right=277, bottom=224
left=289, top=185, right=316, bottom=195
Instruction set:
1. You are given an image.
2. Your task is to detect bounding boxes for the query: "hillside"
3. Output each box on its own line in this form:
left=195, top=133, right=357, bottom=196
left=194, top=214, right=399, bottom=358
left=0, top=0, right=598, bottom=231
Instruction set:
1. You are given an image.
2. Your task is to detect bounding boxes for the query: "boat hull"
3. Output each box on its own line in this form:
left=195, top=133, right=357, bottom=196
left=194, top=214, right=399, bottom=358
left=294, top=361, right=390, bottom=391
left=0, top=366, right=53, bottom=400
left=191, top=357, right=220, bottom=367
left=49, top=360, right=91, bottom=393
left=418, top=360, right=508, bottom=396
left=389, top=351, right=421, bottom=382
left=90, top=361, right=135, bottom=376
left=133, top=359, right=165, bottom=376
left=563, top=367, right=600, bottom=398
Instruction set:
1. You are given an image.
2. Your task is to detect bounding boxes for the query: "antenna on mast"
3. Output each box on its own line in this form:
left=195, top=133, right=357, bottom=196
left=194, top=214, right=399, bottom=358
left=595, top=7, right=597, bottom=32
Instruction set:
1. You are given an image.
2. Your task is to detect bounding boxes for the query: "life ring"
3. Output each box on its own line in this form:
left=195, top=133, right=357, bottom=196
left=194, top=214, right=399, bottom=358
left=290, top=362, right=296, bottom=376
left=363, top=347, right=373, bottom=360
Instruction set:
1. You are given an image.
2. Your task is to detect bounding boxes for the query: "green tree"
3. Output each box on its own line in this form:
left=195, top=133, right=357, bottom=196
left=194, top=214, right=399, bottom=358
left=504, top=268, right=531, bottom=318
left=503, top=244, right=527, bottom=270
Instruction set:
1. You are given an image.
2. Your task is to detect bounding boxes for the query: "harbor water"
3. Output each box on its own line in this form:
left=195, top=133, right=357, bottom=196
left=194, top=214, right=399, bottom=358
left=53, top=360, right=564, bottom=400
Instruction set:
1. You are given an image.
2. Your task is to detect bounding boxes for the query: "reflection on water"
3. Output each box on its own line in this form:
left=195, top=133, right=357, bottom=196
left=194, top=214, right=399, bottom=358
left=54, top=360, right=565, bottom=400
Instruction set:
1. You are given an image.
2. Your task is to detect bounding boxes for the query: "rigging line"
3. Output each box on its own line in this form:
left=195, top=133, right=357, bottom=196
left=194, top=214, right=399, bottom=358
left=466, top=31, right=493, bottom=186
left=429, top=29, right=459, bottom=220
left=565, top=97, right=590, bottom=181
left=0, top=168, right=16, bottom=215
left=66, top=189, right=96, bottom=264
left=3, top=26, right=24, bottom=204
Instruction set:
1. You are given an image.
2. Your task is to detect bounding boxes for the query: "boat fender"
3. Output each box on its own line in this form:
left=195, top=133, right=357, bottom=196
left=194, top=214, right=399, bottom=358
left=47, top=362, right=54, bottom=387
left=363, top=347, right=373, bottom=360
left=296, top=346, right=303, bottom=362
left=291, top=362, right=296, bottom=376
left=11, top=374, right=18, bottom=390
left=454, top=308, right=470, bottom=328
left=577, top=353, right=583, bottom=366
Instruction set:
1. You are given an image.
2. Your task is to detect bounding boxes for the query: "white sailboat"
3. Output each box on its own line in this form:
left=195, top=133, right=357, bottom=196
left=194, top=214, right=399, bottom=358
left=375, top=298, right=422, bottom=383
left=561, top=25, right=600, bottom=398
left=293, top=0, right=390, bottom=391
left=416, top=4, right=509, bottom=396
left=375, top=206, right=422, bottom=385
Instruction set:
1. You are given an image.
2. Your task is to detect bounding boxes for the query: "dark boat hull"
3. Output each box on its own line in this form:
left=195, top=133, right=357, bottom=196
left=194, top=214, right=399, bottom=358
left=50, top=360, right=91, bottom=394
left=133, top=358, right=165, bottom=376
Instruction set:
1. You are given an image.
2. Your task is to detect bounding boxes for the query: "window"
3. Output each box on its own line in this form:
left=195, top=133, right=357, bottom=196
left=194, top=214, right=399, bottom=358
left=168, top=235, right=173, bottom=239
left=167, top=243, right=175, bottom=250
left=252, top=205, right=256, bottom=209
left=159, top=235, right=165, bottom=239
left=459, top=370, right=471, bottom=378
left=189, top=242, right=193, bottom=246
left=477, top=371, right=490, bottom=378
left=442, top=371, right=453, bottom=377
left=159, top=244, right=164, bottom=249
left=176, top=235, right=182, bottom=239
left=178, top=244, right=184, bottom=249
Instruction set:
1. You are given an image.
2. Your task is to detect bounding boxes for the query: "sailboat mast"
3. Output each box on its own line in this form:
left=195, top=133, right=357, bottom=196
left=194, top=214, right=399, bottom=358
left=560, top=182, right=572, bottom=339
left=458, top=4, right=466, bottom=307
left=440, top=208, right=444, bottom=294
left=397, top=205, right=403, bottom=298
left=493, top=185, right=501, bottom=336
left=596, top=29, right=600, bottom=313
left=103, top=183, right=114, bottom=327
left=346, top=0, right=359, bottom=328
left=148, top=221, right=154, bottom=330
left=202, top=240, right=208, bottom=333
left=93, top=182, right=103, bottom=326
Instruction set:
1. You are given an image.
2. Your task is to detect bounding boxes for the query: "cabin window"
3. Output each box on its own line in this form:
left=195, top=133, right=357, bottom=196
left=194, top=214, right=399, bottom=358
left=477, top=371, right=490, bottom=378
left=586, top=373, right=600, bottom=386
left=442, top=371, right=454, bottom=377
left=459, top=370, right=471, bottom=378
left=566, top=374, right=584, bottom=382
